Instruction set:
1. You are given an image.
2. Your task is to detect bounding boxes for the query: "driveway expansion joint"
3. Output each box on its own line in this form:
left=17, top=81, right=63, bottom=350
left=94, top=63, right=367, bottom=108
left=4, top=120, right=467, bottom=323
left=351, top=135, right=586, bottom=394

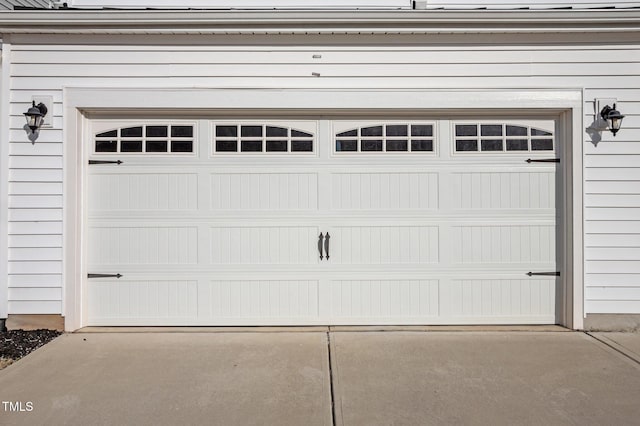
left=327, top=332, right=336, bottom=426
left=584, top=331, right=640, bottom=367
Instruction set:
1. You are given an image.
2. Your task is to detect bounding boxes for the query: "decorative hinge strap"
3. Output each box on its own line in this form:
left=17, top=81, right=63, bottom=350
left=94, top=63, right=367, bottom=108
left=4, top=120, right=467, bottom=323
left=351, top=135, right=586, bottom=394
left=526, top=271, right=560, bottom=277
left=526, top=158, right=560, bottom=163
left=88, top=273, right=123, bottom=279
left=89, top=160, right=123, bottom=165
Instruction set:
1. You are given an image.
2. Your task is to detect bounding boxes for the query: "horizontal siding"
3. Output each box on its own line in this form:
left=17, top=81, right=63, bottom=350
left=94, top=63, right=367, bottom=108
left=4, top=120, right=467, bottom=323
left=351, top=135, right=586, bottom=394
left=10, top=44, right=640, bottom=52
left=8, top=287, right=62, bottom=301
left=584, top=222, right=640, bottom=234
left=585, top=155, right=640, bottom=168
left=585, top=234, right=640, bottom=247
left=586, top=181, right=640, bottom=194
left=8, top=274, right=62, bottom=288
left=64, top=0, right=640, bottom=9
left=11, top=48, right=640, bottom=64
left=7, top=40, right=640, bottom=316
left=586, top=262, right=640, bottom=274
left=8, top=301, right=62, bottom=315
left=585, top=209, right=640, bottom=221
left=12, top=63, right=640, bottom=78
left=9, top=169, right=63, bottom=182
left=585, top=274, right=640, bottom=286
left=7, top=49, right=64, bottom=319
left=9, top=222, right=63, bottom=234
left=8, top=131, right=62, bottom=144
left=585, top=92, right=640, bottom=314
left=9, top=248, right=63, bottom=261
left=586, top=248, right=640, bottom=261
left=585, top=300, right=640, bottom=313
left=8, top=209, right=63, bottom=222
left=586, top=287, right=640, bottom=300
left=9, top=195, right=63, bottom=208
left=8, top=234, right=62, bottom=247
left=586, top=168, right=640, bottom=180
left=585, top=142, right=640, bottom=155
left=585, top=195, right=640, bottom=207
left=70, top=0, right=411, bottom=9
left=9, top=182, right=63, bottom=195
left=10, top=76, right=640, bottom=91
left=9, top=261, right=63, bottom=274
left=421, top=1, right=640, bottom=9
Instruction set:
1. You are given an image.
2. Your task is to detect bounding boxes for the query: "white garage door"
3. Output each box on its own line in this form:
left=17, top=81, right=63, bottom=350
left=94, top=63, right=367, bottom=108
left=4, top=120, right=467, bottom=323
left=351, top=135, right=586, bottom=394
left=87, top=118, right=559, bottom=325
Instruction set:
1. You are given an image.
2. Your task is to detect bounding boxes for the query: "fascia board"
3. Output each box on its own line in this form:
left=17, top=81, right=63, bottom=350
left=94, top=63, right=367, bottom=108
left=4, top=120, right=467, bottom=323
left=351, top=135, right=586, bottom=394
left=0, top=10, right=639, bottom=34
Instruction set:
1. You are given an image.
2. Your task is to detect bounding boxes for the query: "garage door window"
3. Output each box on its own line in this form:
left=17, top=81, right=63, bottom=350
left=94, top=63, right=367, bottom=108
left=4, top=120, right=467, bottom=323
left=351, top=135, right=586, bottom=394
left=95, top=124, right=194, bottom=154
left=213, top=124, right=314, bottom=154
left=335, top=124, right=434, bottom=153
left=454, top=123, right=553, bottom=153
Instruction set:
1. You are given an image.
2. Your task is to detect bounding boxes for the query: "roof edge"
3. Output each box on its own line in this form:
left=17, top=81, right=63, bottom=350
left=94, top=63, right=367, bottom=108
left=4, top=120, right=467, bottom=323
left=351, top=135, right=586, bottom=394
left=0, top=9, right=639, bottom=35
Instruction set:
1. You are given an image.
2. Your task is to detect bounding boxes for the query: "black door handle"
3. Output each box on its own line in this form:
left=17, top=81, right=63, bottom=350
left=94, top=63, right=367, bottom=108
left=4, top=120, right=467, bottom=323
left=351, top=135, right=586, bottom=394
left=318, top=233, right=324, bottom=260
left=324, top=232, right=330, bottom=260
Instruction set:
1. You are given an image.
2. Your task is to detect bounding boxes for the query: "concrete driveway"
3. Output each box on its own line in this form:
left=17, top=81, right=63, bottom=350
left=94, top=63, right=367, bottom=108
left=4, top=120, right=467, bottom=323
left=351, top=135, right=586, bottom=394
left=1, top=329, right=639, bottom=426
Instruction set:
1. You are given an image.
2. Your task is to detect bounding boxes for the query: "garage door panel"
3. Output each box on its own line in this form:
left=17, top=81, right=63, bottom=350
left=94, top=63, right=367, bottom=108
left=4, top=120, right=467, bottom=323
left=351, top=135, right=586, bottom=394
left=89, top=280, right=199, bottom=323
left=210, top=226, right=319, bottom=265
left=89, top=173, right=198, bottom=211
left=440, top=278, right=556, bottom=320
left=89, top=279, right=320, bottom=325
left=450, top=170, right=555, bottom=210
left=87, top=118, right=559, bottom=326
left=451, top=224, right=555, bottom=264
left=329, top=225, right=439, bottom=265
left=331, top=171, right=438, bottom=210
left=327, top=279, right=439, bottom=319
left=199, top=280, right=319, bottom=320
left=88, top=226, right=198, bottom=265
left=211, top=172, right=318, bottom=211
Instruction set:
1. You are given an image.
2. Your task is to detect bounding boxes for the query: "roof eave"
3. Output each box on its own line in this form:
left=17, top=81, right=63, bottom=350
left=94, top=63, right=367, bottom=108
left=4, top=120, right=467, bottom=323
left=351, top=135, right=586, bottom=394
left=0, top=9, right=639, bottom=35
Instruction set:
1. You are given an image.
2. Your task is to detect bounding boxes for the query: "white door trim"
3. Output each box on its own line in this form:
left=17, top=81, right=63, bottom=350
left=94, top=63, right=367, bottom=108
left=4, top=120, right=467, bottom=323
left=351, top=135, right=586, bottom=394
left=63, top=87, right=584, bottom=330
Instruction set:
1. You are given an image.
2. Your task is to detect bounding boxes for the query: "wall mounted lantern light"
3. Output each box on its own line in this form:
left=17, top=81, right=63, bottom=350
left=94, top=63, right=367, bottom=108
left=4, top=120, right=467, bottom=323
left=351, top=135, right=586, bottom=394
left=600, top=103, right=625, bottom=136
left=23, top=101, right=48, bottom=133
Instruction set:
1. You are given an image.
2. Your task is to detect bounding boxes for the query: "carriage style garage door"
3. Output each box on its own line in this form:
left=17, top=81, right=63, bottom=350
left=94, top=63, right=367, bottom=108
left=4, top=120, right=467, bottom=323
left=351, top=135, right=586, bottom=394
left=86, top=118, right=559, bottom=326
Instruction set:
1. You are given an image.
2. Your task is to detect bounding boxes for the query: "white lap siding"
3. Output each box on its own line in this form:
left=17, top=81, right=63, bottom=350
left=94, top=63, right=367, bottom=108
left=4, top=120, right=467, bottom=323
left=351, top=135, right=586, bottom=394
left=584, top=93, right=640, bottom=314
left=7, top=41, right=63, bottom=314
left=6, top=34, right=640, bottom=317
left=416, top=1, right=640, bottom=9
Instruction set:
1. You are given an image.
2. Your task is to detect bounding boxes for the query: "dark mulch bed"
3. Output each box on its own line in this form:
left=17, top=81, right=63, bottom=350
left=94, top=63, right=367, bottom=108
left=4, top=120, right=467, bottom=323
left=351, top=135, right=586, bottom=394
left=1, top=329, right=62, bottom=366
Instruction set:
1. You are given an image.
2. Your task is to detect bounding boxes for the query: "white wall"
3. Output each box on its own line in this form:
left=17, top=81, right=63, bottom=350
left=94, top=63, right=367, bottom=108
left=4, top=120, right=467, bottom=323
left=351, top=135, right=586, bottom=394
left=67, top=0, right=640, bottom=9
left=69, top=0, right=412, bottom=9
left=584, top=96, right=640, bottom=314
left=5, top=33, right=640, bottom=317
left=414, top=1, right=640, bottom=9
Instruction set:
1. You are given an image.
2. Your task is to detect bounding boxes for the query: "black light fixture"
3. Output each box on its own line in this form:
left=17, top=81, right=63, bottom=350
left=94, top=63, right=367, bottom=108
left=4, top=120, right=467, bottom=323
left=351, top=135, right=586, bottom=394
left=600, top=103, right=625, bottom=136
left=23, top=101, right=48, bottom=133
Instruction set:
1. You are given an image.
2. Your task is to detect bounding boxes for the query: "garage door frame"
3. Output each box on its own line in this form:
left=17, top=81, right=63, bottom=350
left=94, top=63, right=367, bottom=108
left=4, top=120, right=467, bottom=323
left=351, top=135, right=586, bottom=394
left=63, top=87, right=584, bottom=331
